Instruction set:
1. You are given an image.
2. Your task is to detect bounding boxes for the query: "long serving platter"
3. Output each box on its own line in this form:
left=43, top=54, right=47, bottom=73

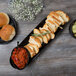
left=18, top=17, right=68, bottom=63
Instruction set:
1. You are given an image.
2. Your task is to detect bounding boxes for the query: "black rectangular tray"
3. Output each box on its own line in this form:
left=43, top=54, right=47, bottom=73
left=19, top=18, right=68, bottom=61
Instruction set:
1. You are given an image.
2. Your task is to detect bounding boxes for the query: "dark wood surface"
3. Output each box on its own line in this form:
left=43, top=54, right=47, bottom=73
left=0, top=0, right=76, bottom=76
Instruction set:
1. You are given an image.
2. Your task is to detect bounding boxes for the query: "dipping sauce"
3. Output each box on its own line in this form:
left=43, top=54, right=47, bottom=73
left=11, top=47, right=29, bottom=69
left=72, top=21, right=76, bottom=37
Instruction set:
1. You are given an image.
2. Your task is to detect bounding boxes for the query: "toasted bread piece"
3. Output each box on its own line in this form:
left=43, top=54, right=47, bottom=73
left=42, top=25, right=55, bottom=39
left=37, top=36, right=43, bottom=43
left=39, top=27, right=51, bottom=41
left=39, top=28, right=48, bottom=44
left=33, top=29, right=43, bottom=43
left=33, top=29, right=41, bottom=34
left=0, top=24, right=15, bottom=41
left=46, top=19, right=57, bottom=32
left=46, top=27, right=55, bottom=39
left=56, top=10, right=70, bottom=23
left=47, top=15, right=60, bottom=28
left=49, top=11, right=65, bottom=25
left=43, top=23, right=54, bottom=33
left=43, top=23, right=49, bottom=28
left=29, top=36, right=41, bottom=48
left=0, top=30, right=1, bottom=37
left=27, top=43, right=39, bottom=54
left=47, top=15, right=61, bottom=26
left=27, top=44, right=36, bottom=56
left=0, top=12, right=9, bottom=27
left=24, top=45, right=35, bottom=58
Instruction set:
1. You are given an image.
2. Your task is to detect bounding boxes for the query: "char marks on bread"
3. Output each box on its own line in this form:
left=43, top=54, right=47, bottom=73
left=24, top=10, right=70, bottom=58
left=55, top=10, right=70, bottom=23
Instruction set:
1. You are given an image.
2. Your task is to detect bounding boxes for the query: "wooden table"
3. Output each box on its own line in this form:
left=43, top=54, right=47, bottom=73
left=0, top=0, right=76, bottom=76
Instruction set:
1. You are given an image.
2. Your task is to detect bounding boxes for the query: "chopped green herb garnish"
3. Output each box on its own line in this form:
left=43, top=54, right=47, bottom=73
left=32, top=33, right=42, bottom=37
left=32, top=30, right=50, bottom=37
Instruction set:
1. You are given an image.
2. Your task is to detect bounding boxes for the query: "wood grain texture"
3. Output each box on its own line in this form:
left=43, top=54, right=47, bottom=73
left=0, top=0, right=76, bottom=76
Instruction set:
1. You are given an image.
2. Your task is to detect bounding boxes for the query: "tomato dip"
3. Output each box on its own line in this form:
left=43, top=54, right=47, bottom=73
left=11, top=47, right=29, bottom=69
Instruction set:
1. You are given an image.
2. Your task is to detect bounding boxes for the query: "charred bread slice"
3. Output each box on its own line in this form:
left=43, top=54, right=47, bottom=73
left=39, top=28, right=48, bottom=44
left=47, top=15, right=60, bottom=28
left=24, top=45, right=35, bottom=58
left=37, top=36, right=43, bottom=43
left=29, top=36, right=41, bottom=48
left=49, top=11, right=65, bottom=25
left=47, top=15, right=61, bottom=26
left=33, top=29, right=41, bottom=34
left=43, top=23, right=54, bottom=33
left=27, top=44, right=36, bottom=55
left=46, top=19, right=59, bottom=30
left=42, top=25, right=55, bottom=39
left=39, top=27, right=51, bottom=41
left=46, top=19, right=57, bottom=32
left=33, top=29, right=43, bottom=43
left=56, top=10, right=70, bottom=23
left=27, top=43, right=39, bottom=54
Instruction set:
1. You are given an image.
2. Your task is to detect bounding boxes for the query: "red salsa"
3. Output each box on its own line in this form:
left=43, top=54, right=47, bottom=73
left=11, top=47, right=29, bottom=69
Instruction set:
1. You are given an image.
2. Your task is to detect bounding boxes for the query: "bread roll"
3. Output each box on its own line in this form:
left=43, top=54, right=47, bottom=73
left=0, top=24, right=15, bottom=41
left=0, top=13, right=9, bottom=27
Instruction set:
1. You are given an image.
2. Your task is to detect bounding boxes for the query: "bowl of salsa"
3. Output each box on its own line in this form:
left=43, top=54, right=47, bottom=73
left=10, top=46, right=31, bottom=70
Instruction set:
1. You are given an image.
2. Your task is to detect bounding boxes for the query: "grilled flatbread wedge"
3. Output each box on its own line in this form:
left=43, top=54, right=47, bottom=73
left=39, top=27, right=51, bottom=41
left=29, top=36, right=41, bottom=48
left=27, top=43, right=39, bottom=54
left=37, top=36, right=43, bottom=43
left=24, top=45, right=35, bottom=58
left=43, top=23, right=54, bottom=32
left=46, top=19, right=57, bottom=32
left=33, top=29, right=43, bottom=43
left=33, top=29, right=41, bottom=34
left=49, top=11, right=65, bottom=25
left=39, top=28, right=48, bottom=44
left=42, top=25, right=55, bottom=39
left=47, top=15, right=61, bottom=26
left=27, top=44, right=36, bottom=56
left=56, top=10, right=70, bottom=23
